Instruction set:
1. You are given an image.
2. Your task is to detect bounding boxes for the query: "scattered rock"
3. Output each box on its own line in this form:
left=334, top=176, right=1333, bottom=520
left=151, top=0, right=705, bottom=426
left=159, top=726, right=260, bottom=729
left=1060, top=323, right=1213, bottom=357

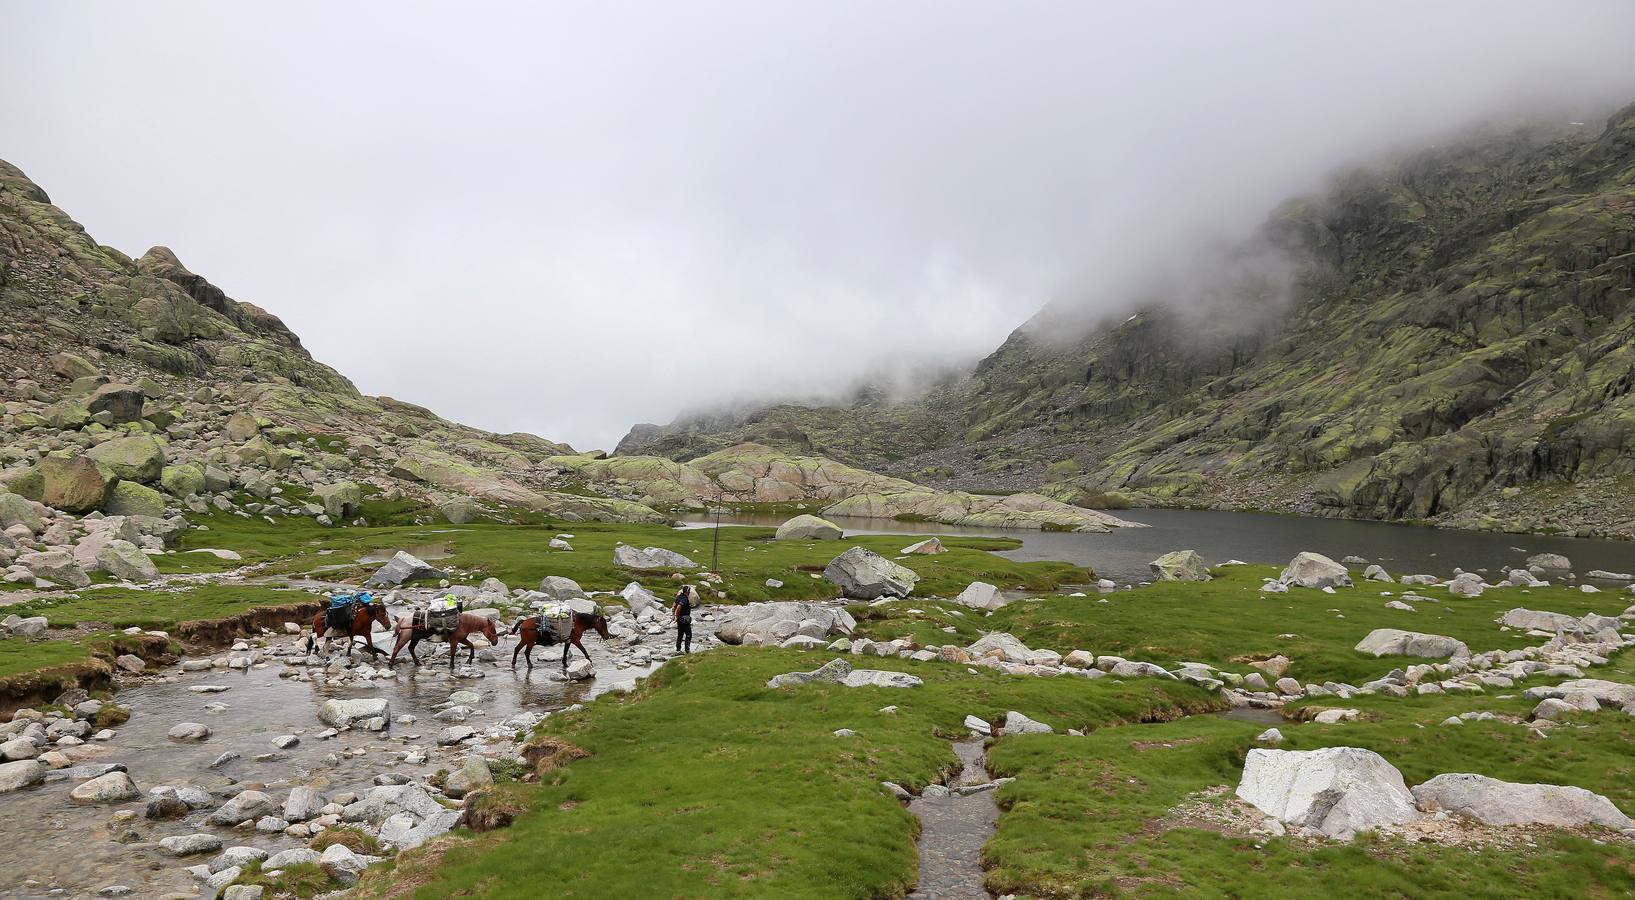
left=1236, top=747, right=1421, bottom=840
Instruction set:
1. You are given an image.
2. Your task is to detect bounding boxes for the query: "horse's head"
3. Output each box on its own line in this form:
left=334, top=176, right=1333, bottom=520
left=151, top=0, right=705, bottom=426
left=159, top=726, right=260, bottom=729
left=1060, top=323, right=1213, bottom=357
left=593, top=614, right=612, bottom=640
left=481, top=616, right=499, bottom=644
left=366, top=601, right=391, bottom=631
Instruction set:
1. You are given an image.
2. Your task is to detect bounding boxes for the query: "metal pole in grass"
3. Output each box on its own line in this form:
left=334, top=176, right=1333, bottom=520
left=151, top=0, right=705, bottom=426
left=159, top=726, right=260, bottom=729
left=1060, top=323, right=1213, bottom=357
left=710, top=504, right=722, bottom=573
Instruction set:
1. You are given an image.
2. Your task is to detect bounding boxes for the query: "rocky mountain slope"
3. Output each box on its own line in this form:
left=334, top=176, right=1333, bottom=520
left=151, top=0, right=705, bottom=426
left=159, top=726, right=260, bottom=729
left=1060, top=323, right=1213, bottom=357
left=619, top=102, right=1635, bottom=539
left=0, top=160, right=1124, bottom=542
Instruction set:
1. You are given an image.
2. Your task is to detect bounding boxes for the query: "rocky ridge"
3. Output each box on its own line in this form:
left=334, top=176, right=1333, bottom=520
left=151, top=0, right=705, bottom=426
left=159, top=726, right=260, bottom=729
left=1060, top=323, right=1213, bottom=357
left=618, top=103, right=1635, bottom=539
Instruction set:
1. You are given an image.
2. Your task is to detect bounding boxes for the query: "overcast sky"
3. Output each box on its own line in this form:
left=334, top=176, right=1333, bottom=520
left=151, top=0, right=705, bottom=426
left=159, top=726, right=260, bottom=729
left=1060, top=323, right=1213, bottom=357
left=8, top=2, right=1635, bottom=450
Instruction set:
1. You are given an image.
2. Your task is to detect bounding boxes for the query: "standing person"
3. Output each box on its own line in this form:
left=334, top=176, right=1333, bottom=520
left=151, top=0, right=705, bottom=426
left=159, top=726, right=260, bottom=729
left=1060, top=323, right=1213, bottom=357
left=672, top=585, right=693, bottom=654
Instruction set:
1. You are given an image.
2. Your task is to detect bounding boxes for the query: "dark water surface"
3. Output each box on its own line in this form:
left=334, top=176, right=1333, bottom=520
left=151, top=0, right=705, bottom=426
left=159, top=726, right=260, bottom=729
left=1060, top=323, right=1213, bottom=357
left=679, top=508, right=1635, bottom=586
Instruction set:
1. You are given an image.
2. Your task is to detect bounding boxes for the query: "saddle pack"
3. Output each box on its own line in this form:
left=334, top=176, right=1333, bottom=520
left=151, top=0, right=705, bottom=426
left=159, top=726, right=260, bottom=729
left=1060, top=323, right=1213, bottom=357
left=538, top=602, right=574, bottom=641
left=416, top=596, right=462, bottom=634
left=325, top=592, right=358, bottom=631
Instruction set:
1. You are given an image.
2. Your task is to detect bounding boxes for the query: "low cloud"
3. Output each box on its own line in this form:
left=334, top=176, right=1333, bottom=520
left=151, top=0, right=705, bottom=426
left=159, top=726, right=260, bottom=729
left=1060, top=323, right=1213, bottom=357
left=8, top=2, right=1635, bottom=448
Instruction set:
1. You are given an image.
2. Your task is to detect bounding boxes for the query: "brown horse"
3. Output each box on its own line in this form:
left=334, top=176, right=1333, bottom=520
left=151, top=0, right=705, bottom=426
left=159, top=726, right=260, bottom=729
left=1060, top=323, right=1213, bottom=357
left=305, top=599, right=391, bottom=658
left=388, top=611, right=500, bottom=670
left=509, top=612, right=611, bottom=670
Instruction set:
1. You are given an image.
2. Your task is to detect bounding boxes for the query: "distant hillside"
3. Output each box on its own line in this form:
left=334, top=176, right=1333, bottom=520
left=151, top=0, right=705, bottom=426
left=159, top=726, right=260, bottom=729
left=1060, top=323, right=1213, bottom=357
left=619, top=102, right=1635, bottom=539
left=0, top=160, right=1118, bottom=532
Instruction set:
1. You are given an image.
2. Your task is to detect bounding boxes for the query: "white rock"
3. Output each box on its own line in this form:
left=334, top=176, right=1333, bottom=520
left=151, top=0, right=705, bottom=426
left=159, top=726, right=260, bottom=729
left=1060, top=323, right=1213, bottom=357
left=1235, top=747, right=1421, bottom=840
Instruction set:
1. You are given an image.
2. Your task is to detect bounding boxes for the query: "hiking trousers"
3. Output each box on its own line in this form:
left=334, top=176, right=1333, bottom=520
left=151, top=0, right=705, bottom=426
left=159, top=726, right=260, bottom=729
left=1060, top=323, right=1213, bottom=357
left=676, top=618, right=692, bottom=653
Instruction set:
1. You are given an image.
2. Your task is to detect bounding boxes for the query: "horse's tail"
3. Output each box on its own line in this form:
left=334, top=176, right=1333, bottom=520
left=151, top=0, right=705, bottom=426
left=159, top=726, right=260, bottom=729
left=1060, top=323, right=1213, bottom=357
left=509, top=618, right=525, bottom=635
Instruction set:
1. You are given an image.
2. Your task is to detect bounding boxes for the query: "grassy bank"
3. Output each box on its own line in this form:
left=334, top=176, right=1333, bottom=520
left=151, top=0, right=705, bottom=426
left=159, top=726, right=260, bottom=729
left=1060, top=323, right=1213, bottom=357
left=985, top=652, right=1635, bottom=897
left=175, top=516, right=1092, bottom=602
left=356, top=648, right=1219, bottom=899
left=855, top=566, right=1635, bottom=684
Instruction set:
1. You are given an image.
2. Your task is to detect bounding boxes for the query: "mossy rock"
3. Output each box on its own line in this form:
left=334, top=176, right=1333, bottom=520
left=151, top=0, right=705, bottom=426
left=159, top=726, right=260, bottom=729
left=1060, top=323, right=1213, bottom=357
left=86, top=435, right=166, bottom=484
left=103, top=481, right=167, bottom=517
left=159, top=464, right=206, bottom=498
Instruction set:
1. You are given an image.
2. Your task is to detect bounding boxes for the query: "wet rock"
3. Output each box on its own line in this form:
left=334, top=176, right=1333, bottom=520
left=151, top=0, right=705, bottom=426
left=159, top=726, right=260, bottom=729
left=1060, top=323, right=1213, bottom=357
left=69, top=771, right=139, bottom=803
left=365, top=551, right=447, bottom=587
left=159, top=833, right=222, bottom=856
left=167, top=722, right=211, bottom=741
left=1354, top=629, right=1470, bottom=660
left=1412, top=774, right=1633, bottom=829
left=1236, top=747, right=1421, bottom=840
left=1150, top=550, right=1211, bottom=582
left=113, top=654, right=146, bottom=674
left=283, top=785, right=325, bottom=822
left=145, top=795, right=190, bottom=819
left=272, top=734, right=299, bottom=749
left=318, top=698, right=391, bottom=728
left=566, top=659, right=594, bottom=680
left=0, top=738, right=39, bottom=761
left=443, top=756, right=493, bottom=799
left=207, top=789, right=276, bottom=825
left=774, top=514, right=843, bottom=541
left=823, top=546, right=918, bottom=599
left=1279, top=552, right=1351, bottom=589
left=438, top=726, right=477, bottom=746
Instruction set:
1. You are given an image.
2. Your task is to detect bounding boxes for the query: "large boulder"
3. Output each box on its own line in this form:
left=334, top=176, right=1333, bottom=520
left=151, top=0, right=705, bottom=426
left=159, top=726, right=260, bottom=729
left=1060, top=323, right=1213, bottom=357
left=1149, top=550, right=1211, bottom=582
left=966, top=633, right=1033, bottom=664
left=159, top=464, right=206, bottom=498
left=767, top=657, right=854, bottom=688
left=1279, top=552, right=1352, bottom=589
left=774, top=514, right=843, bottom=541
left=716, top=602, right=855, bottom=646
left=69, top=770, right=140, bottom=803
left=1235, top=747, right=1421, bottom=840
left=0, top=759, right=47, bottom=793
left=823, top=546, right=918, bottom=599
left=953, top=581, right=1008, bottom=611
left=438, top=496, right=481, bottom=524
left=103, top=481, right=167, bottom=518
left=901, top=537, right=946, bottom=555
left=318, top=698, right=391, bottom=728
left=613, top=545, right=698, bottom=570
left=1499, top=608, right=1585, bottom=634
left=18, top=550, right=91, bottom=588
left=21, top=455, right=115, bottom=513
left=538, top=576, right=588, bottom=603
left=97, top=539, right=160, bottom=582
left=620, top=582, right=661, bottom=615
left=86, top=435, right=166, bottom=483
left=0, top=493, right=43, bottom=534
left=315, top=482, right=362, bottom=519
left=365, top=551, right=447, bottom=587
left=1525, top=679, right=1635, bottom=708
left=1526, top=553, right=1571, bottom=570
left=1411, top=774, right=1633, bottom=829
left=86, top=383, right=145, bottom=423
left=1353, top=628, right=1470, bottom=660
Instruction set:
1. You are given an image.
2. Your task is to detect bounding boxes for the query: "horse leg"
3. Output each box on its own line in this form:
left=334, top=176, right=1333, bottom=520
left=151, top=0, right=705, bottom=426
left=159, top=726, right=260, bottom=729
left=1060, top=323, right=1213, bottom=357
left=409, top=637, right=421, bottom=666
left=511, top=638, right=523, bottom=668
left=524, top=643, right=534, bottom=669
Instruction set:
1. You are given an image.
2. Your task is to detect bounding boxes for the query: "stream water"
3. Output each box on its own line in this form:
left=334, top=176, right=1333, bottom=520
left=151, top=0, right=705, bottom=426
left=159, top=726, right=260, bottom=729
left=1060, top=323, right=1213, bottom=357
left=0, top=622, right=656, bottom=899
left=678, top=508, right=1635, bottom=586
left=907, top=739, right=999, bottom=899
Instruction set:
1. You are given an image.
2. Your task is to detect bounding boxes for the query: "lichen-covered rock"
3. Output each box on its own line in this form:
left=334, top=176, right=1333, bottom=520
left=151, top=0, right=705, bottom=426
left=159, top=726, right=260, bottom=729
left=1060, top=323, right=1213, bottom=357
left=774, top=514, right=843, bottom=541
left=102, top=481, right=167, bottom=517
left=1280, top=552, right=1351, bottom=589
left=823, top=546, right=918, bottom=599
left=1411, top=774, right=1633, bottom=829
left=1236, top=747, right=1421, bottom=840
left=613, top=545, right=698, bottom=570
left=1354, top=628, right=1470, bottom=659
left=315, top=482, right=362, bottom=519
left=17, top=455, right=114, bottom=513
left=86, top=435, right=166, bottom=484
left=1150, top=550, right=1211, bottom=582
left=96, top=540, right=160, bottom=582
left=17, top=550, right=91, bottom=588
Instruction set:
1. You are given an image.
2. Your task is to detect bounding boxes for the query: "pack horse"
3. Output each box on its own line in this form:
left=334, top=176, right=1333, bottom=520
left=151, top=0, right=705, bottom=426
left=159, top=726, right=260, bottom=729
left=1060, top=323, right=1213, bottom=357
left=388, top=598, right=500, bottom=670
left=306, top=591, right=390, bottom=658
left=510, top=604, right=612, bottom=670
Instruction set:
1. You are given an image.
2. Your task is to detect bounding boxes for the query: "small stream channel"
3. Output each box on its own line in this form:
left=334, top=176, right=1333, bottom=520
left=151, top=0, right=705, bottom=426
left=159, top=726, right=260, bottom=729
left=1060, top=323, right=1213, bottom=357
left=907, top=739, right=1001, bottom=900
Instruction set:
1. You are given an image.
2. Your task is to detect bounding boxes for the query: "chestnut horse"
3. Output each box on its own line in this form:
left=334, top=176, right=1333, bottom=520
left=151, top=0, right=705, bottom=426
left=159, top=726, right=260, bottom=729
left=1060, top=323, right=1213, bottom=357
left=509, top=612, right=611, bottom=670
left=388, top=611, right=500, bottom=670
left=305, top=599, right=391, bottom=658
